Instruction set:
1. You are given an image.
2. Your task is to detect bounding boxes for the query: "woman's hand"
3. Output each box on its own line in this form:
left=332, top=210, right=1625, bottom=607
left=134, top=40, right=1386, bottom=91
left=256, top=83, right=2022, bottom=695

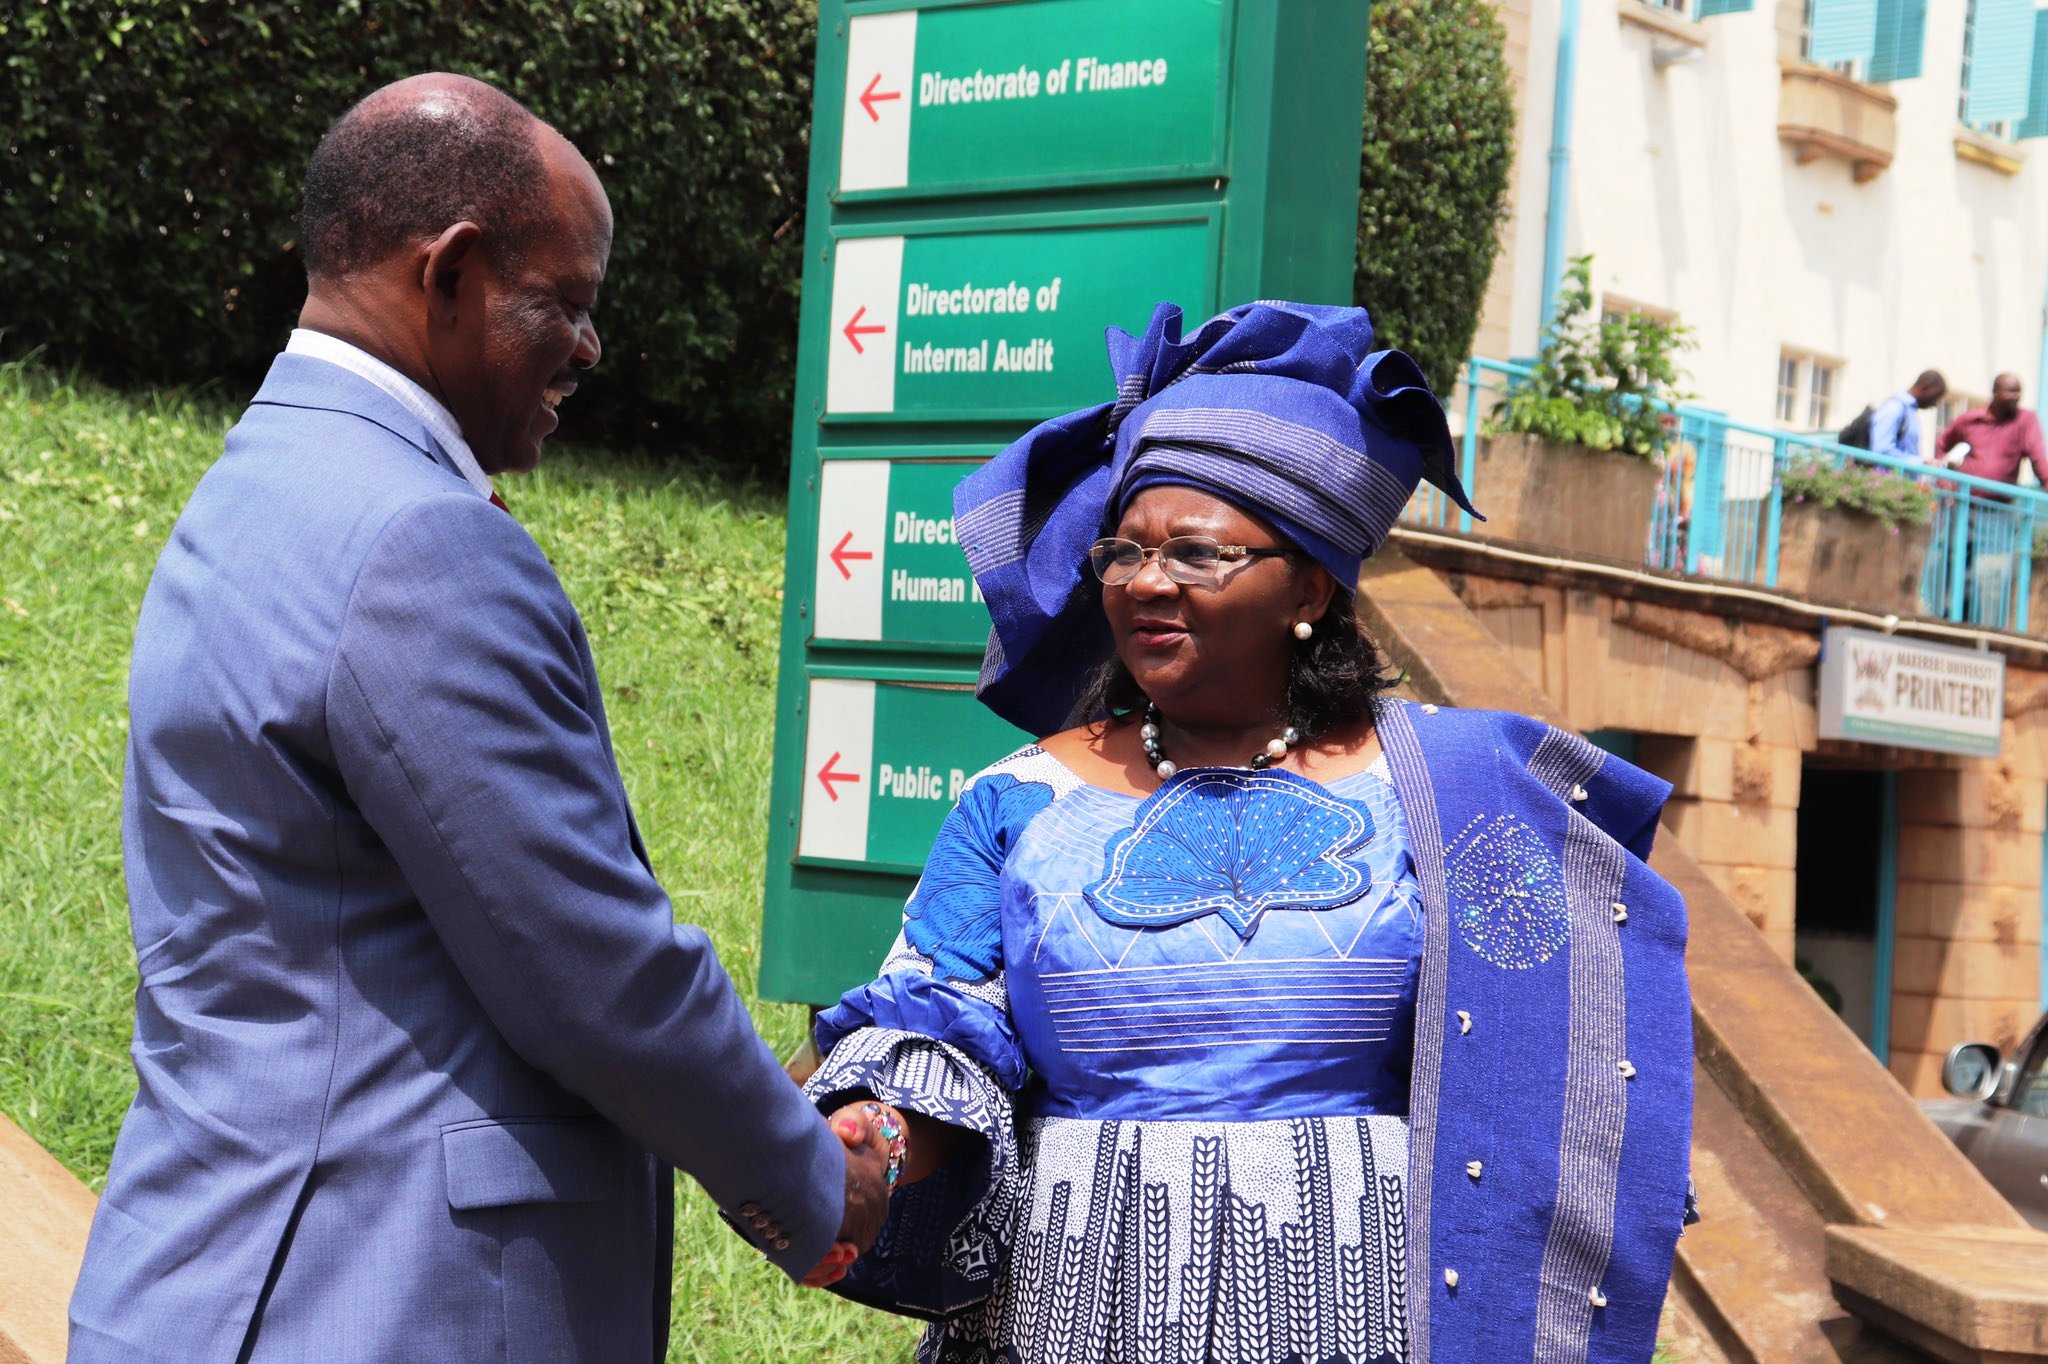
left=800, top=1101, right=902, bottom=1288
left=801, top=1099, right=974, bottom=1287
left=800, top=1241, right=860, bottom=1289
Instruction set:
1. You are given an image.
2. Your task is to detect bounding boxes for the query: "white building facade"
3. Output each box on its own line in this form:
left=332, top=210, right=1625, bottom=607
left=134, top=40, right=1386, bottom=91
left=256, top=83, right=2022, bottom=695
left=1477, top=0, right=2048, bottom=440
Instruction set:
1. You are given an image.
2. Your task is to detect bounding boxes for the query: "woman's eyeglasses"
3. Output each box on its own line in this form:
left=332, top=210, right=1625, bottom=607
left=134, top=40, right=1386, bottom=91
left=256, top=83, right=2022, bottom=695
left=1087, top=535, right=1294, bottom=588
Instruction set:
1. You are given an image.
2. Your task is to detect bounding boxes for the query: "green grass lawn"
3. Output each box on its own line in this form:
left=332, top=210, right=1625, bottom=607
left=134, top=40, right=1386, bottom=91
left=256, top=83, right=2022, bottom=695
left=0, top=359, right=923, bottom=1361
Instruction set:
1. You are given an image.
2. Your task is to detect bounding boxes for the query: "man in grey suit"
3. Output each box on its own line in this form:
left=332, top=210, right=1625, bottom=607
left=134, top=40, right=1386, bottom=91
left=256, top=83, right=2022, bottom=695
left=69, top=74, right=883, bottom=1361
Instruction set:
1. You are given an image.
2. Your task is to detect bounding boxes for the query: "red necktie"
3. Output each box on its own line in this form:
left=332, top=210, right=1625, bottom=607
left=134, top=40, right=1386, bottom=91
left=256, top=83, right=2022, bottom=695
left=489, top=490, right=510, bottom=514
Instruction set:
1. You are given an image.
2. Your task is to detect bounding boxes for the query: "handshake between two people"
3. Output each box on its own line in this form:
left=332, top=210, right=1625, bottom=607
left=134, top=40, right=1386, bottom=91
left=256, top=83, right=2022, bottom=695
left=805, top=1097, right=919, bottom=1289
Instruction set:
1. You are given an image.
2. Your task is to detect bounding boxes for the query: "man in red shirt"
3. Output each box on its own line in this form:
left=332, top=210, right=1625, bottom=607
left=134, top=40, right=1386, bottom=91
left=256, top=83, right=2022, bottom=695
left=1931, top=373, right=2047, bottom=624
left=1934, top=372, right=2048, bottom=486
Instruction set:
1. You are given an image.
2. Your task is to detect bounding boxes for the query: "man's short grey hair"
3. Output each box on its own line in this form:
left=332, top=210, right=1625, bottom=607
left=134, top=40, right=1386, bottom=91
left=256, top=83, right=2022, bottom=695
left=300, top=80, right=549, bottom=279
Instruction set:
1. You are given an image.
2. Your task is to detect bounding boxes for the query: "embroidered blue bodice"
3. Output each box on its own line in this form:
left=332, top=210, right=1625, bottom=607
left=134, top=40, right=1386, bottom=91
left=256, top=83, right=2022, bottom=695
left=865, top=750, right=1423, bottom=1124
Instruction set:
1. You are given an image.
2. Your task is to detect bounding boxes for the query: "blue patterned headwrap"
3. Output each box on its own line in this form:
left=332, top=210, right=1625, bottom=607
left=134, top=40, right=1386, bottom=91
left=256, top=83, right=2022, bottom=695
left=953, top=300, right=1481, bottom=736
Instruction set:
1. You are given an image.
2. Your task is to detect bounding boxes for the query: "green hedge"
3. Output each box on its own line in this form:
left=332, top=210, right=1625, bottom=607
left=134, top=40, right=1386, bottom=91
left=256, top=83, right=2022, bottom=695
left=3, top=1, right=1515, bottom=465
left=1357, top=0, right=1516, bottom=395
left=0, top=1, right=817, bottom=469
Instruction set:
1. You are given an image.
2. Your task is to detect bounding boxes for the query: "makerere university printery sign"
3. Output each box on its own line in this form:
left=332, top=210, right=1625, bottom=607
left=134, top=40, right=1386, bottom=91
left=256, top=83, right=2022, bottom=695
left=1817, top=626, right=2007, bottom=757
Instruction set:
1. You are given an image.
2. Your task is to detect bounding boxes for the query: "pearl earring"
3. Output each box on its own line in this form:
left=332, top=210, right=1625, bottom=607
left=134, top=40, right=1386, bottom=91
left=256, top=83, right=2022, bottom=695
left=1293, top=621, right=1313, bottom=641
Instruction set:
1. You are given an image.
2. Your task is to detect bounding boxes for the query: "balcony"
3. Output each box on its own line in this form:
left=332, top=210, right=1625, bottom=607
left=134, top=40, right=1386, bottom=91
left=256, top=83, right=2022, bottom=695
left=1426, top=358, right=2048, bottom=638
left=1778, top=62, right=1897, bottom=183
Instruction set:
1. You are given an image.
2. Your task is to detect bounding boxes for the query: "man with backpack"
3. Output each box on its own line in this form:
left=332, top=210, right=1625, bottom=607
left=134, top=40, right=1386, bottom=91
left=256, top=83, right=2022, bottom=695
left=1840, top=369, right=1946, bottom=458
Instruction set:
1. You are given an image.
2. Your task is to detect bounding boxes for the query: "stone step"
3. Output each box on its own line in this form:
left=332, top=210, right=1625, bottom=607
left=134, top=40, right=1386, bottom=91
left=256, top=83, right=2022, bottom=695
left=0, top=1112, right=95, bottom=1364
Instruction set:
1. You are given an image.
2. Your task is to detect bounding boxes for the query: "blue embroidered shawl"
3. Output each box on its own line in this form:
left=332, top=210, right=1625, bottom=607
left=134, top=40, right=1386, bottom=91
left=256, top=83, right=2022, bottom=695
left=1378, top=702, right=1691, bottom=1364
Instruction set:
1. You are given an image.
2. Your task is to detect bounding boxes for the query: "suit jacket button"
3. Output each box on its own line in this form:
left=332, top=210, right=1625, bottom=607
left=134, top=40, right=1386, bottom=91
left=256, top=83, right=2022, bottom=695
left=739, top=1202, right=761, bottom=1218
left=772, top=1236, right=791, bottom=1251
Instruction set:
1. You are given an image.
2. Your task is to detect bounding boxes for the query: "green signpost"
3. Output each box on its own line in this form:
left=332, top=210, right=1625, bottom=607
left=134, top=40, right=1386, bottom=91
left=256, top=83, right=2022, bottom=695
left=762, top=0, right=1373, bottom=1007
left=813, top=453, right=995, bottom=648
left=835, top=0, right=1230, bottom=200
left=796, top=676, right=1036, bottom=870
left=825, top=215, right=1220, bottom=420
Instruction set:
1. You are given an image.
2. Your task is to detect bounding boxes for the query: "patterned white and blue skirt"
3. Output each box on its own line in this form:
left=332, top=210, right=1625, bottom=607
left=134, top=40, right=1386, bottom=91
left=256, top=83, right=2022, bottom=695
left=916, top=1112, right=1411, bottom=1364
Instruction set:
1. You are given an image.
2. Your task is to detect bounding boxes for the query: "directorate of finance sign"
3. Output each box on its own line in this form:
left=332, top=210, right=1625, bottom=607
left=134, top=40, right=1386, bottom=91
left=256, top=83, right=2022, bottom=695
left=824, top=217, right=1215, bottom=419
left=838, top=0, right=1228, bottom=199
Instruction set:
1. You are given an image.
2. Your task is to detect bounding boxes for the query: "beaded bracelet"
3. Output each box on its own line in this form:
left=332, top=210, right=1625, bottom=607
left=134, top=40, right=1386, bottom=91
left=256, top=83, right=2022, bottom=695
left=860, top=1101, right=909, bottom=1189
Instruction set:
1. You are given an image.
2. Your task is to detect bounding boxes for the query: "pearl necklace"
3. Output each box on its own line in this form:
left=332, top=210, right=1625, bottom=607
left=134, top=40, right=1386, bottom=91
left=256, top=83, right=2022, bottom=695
left=1139, top=702, right=1300, bottom=780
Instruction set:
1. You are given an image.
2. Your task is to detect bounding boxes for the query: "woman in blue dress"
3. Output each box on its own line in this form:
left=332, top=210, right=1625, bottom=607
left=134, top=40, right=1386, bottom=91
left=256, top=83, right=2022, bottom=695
left=798, top=302, right=1694, bottom=1364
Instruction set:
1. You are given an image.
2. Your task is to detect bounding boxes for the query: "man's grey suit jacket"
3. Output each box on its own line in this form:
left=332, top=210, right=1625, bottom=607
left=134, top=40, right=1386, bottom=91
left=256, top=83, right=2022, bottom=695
left=68, top=354, right=843, bottom=1362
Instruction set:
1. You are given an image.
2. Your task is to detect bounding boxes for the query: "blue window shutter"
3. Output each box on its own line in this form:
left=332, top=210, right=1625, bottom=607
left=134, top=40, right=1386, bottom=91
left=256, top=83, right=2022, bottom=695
left=2019, top=10, right=2048, bottom=136
left=1965, top=0, right=2039, bottom=125
left=1868, top=0, right=1929, bottom=81
left=1808, top=0, right=1880, bottom=64
left=1695, top=0, right=1754, bottom=14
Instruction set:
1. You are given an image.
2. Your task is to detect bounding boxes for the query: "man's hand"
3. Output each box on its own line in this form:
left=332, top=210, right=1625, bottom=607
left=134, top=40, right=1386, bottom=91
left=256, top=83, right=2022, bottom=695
left=800, top=1103, right=892, bottom=1288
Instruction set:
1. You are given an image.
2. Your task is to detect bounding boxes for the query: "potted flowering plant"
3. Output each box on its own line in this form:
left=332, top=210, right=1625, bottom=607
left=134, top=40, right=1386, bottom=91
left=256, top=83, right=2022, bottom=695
left=1773, top=454, right=1934, bottom=616
left=1480, top=257, right=1692, bottom=564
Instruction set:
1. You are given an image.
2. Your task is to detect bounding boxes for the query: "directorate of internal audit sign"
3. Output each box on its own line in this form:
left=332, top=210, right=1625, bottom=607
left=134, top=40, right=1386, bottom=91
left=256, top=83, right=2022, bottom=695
left=823, top=217, right=1215, bottom=419
left=837, top=0, right=1229, bottom=198
left=1818, top=625, right=2007, bottom=756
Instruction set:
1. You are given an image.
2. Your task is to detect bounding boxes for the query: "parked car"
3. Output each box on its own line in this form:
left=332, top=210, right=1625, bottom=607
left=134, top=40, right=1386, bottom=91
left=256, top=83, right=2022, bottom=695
left=1921, top=1010, right=2048, bottom=1229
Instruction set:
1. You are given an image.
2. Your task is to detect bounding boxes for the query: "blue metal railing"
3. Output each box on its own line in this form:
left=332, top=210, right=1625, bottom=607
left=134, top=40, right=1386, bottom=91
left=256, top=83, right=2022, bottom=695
left=1419, top=356, right=2048, bottom=633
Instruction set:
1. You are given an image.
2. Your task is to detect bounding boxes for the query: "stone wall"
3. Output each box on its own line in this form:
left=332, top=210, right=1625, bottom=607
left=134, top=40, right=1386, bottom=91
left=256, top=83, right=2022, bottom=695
left=1889, top=755, right=2046, bottom=1092
left=1448, top=566, right=2046, bottom=1096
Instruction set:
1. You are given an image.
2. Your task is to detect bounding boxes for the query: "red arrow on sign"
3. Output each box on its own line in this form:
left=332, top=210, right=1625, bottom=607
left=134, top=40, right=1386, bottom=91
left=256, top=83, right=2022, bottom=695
left=829, top=530, right=874, bottom=580
left=859, top=73, right=902, bottom=123
left=816, top=751, right=861, bottom=801
left=842, top=305, right=887, bottom=354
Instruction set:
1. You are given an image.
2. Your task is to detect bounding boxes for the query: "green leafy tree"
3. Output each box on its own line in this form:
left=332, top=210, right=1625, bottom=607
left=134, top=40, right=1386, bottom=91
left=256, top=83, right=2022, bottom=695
left=1355, top=0, right=1517, bottom=393
left=8, top=0, right=1525, bottom=465
left=1489, top=256, right=1695, bottom=458
left=0, top=1, right=817, bottom=471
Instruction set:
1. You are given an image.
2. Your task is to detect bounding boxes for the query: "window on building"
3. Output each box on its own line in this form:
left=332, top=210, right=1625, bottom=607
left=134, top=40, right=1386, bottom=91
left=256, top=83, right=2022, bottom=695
left=1638, top=0, right=1689, bottom=11
left=1601, top=295, right=1680, bottom=334
left=1778, top=349, right=1846, bottom=430
left=1799, top=0, right=1864, bottom=80
left=1777, top=353, right=1804, bottom=424
left=1938, top=392, right=1988, bottom=431
left=1959, top=0, right=2018, bottom=138
left=1959, top=0, right=1976, bottom=112
left=1808, top=360, right=1837, bottom=429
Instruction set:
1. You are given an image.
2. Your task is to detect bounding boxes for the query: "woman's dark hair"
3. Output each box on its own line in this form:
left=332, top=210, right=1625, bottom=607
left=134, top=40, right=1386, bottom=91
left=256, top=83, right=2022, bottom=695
left=1068, top=589, right=1399, bottom=739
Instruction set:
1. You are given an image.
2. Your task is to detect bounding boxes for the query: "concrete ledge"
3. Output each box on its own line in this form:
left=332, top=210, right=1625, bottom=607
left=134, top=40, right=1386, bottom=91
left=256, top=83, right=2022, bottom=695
left=1619, top=2, right=1710, bottom=48
left=0, top=1113, right=95, bottom=1364
left=1385, top=525, right=2048, bottom=664
left=1955, top=125, right=2025, bottom=177
left=1829, top=1225, right=2048, bottom=1361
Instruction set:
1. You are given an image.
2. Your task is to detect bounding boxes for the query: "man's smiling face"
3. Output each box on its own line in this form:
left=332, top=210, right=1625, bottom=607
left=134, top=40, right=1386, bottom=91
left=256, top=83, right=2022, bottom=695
left=436, top=130, right=612, bottom=475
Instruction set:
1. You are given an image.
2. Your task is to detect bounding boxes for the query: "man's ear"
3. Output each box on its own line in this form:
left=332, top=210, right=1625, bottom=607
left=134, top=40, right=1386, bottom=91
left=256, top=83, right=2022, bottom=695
left=420, top=221, right=484, bottom=331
